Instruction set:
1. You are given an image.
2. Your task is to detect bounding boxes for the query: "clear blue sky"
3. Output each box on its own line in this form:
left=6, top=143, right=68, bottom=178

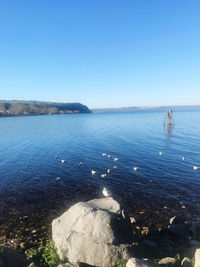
left=0, top=0, right=200, bottom=108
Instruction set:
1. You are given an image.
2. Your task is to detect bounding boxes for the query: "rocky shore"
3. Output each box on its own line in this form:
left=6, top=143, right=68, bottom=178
left=1, top=197, right=200, bottom=267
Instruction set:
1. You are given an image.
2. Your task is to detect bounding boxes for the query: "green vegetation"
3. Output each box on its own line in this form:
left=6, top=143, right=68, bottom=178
left=113, top=258, right=126, bottom=267
left=25, top=240, right=64, bottom=267
left=0, top=100, right=91, bottom=117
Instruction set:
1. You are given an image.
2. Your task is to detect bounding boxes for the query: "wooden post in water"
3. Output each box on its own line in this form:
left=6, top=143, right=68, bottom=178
left=164, top=110, right=174, bottom=127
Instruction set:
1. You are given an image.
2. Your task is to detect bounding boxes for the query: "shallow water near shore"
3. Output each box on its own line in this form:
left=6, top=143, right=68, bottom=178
left=0, top=111, right=200, bottom=249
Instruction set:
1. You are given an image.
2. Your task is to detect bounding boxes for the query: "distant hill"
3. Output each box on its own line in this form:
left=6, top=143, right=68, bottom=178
left=0, top=100, right=91, bottom=117
left=92, top=105, right=200, bottom=113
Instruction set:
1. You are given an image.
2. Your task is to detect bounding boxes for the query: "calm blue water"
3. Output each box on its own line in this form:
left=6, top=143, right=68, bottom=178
left=0, top=111, right=200, bottom=242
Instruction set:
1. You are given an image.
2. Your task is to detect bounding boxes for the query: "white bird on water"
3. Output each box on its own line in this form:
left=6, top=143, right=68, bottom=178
left=113, top=165, right=118, bottom=169
left=114, top=158, right=119, bottom=162
left=133, top=167, right=139, bottom=171
left=78, top=162, right=83, bottom=167
left=159, top=152, right=163, bottom=156
left=107, top=155, right=111, bottom=158
left=61, top=159, right=66, bottom=163
left=91, top=170, right=96, bottom=175
left=102, top=153, right=107, bottom=157
left=194, top=166, right=199, bottom=171
left=103, top=187, right=112, bottom=198
left=182, top=157, right=185, bottom=160
left=101, top=174, right=107, bottom=178
left=107, top=169, right=111, bottom=173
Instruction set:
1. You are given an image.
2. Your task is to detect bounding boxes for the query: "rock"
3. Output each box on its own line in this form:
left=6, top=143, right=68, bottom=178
left=141, top=227, right=149, bottom=236
left=52, top=198, right=134, bottom=267
left=158, top=257, right=176, bottom=266
left=130, top=217, right=136, bottom=224
left=168, top=224, right=188, bottom=237
left=189, top=240, right=200, bottom=247
left=181, top=257, right=191, bottom=267
left=126, top=258, right=158, bottom=267
left=0, top=246, right=27, bottom=267
left=27, top=263, right=37, bottom=267
left=195, top=249, right=200, bottom=267
left=189, top=222, right=200, bottom=241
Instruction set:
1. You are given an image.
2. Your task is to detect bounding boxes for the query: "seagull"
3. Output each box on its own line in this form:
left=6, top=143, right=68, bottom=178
left=101, top=174, right=107, bottom=178
left=159, top=152, right=163, bottom=156
left=91, top=170, right=96, bottom=175
left=56, top=177, right=61, bottom=181
left=102, top=153, right=107, bottom=157
left=182, top=157, right=185, bottom=160
left=55, top=155, right=58, bottom=159
left=61, top=159, right=66, bottom=163
left=107, top=155, right=111, bottom=158
left=78, top=162, right=83, bottom=167
left=103, top=187, right=112, bottom=198
left=113, top=166, right=118, bottom=169
left=107, top=169, right=111, bottom=173
left=133, top=167, right=139, bottom=171
left=194, top=166, right=199, bottom=171
left=114, top=158, right=119, bottom=162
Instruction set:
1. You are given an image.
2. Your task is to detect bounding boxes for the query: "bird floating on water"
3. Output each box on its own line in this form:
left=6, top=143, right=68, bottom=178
left=107, top=169, right=111, bottom=173
left=133, top=167, right=139, bottom=171
left=113, top=166, right=118, bottom=169
left=159, top=152, right=163, bottom=156
left=56, top=177, right=61, bottom=181
left=78, top=162, right=83, bottom=167
left=61, top=159, right=66, bottom=163
left=91, top=170, right=96, bottom=175
left=102, top=153, right=107, bottom=157
left=55, top=155, right=58, bottom=159
left=182, top=157, right=185, bottom=160
left=107, top=155, right=111, bottom=158
left=193, top=166, right=199, bottom=171
left=114, top=158, right=119, bottom=162
left=103, top=187, right=112, bottom=198
left=101, top=174, right=107, bottom=178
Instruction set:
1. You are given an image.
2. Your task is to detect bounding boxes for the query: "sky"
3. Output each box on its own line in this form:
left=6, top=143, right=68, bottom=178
left=0, top=0, right=200, bottom=108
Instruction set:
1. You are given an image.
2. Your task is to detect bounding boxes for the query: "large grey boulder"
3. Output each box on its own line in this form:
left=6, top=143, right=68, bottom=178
left=126, top=258, right=158, bottom=267
left=52, top=198, right=134, bottom=267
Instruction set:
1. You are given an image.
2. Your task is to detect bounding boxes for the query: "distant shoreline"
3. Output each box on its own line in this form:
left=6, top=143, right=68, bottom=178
left=92, top=105, right=200, bottom=113
left=0, top=100, right=91, bottom=117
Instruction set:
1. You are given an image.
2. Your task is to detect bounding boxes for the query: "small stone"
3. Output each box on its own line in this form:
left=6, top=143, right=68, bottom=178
left=158, top=257, right=176, bottom=265
left=41, top=226, right=47, bottom=230
left=141, top=227, right=149, bottom=236
left=31, top=229, right=37, bottom=234
left=163, top=206, right=168, bottom=209
left=139, top=211, right=145, bottom=214
left=181, top=257, right=191, bottom=267
left=169, top=216, right=176, bottom=224
left=19, top=242, right=25, bottom=249
left=126, top=257, right=158, bottom=267
left=130, top=217, right=136, bottom=224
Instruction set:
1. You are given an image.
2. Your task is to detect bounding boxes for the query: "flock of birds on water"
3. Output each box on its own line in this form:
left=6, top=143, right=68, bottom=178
left=54, top=151, right=200, bottom=198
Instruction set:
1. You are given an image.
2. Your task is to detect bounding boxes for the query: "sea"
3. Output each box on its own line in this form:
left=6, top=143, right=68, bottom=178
left=0, top=111, right=200, bottom=246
